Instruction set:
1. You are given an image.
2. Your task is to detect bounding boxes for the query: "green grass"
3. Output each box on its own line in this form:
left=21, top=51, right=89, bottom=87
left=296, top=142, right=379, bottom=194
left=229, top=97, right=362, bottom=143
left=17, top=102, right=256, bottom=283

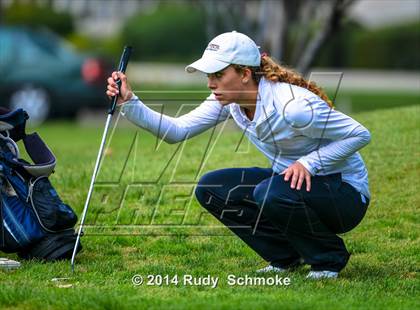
left=0, top=104, right=419, bottom=309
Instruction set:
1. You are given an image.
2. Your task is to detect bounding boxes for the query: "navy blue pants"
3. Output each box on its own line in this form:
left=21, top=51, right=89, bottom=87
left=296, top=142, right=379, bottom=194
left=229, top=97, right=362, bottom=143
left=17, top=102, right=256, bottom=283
left=195, top=167, right=369, bottom=272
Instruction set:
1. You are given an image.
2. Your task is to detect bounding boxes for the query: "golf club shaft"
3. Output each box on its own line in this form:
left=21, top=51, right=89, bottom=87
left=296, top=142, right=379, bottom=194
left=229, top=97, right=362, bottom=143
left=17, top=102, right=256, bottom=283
left=71, top=46, right=132, bottom=272
left=71, top=114, right=113, bottom=271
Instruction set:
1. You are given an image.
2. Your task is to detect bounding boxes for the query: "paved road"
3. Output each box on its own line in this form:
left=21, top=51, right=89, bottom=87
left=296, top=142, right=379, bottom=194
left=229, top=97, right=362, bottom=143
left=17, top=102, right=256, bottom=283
left=126, top=62, right=420, bottom=93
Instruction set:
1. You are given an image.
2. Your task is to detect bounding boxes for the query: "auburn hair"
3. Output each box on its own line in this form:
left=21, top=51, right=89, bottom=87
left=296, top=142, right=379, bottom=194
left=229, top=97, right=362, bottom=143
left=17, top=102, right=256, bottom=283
left=233, top=55, right=333, bottom=108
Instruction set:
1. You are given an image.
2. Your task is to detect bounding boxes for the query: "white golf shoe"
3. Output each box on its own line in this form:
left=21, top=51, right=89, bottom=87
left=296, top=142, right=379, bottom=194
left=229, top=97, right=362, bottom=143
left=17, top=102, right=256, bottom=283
left=256, top=265, right=287, bottom=273
left=0, top=258, right=21, bottom=270
left=306, top=270, right=338, bottom=279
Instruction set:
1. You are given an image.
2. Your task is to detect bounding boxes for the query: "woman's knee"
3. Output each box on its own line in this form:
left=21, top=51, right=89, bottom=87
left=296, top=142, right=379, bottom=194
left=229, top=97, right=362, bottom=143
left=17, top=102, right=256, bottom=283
left=195, top=169, right=226, bottom=208
left=194, top=185, right=207, bottom=207
left=195, top=174, right=211, bottom=207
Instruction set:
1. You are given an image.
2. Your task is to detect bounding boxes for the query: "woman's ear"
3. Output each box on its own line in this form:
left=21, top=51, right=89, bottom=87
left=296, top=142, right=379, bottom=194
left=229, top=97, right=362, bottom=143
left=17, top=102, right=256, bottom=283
left=242, top=68, right=252, bottom=84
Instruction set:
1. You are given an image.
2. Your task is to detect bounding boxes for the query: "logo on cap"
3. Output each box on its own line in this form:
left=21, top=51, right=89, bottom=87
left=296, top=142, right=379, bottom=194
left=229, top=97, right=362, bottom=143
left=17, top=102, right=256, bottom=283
left=206, top=44, right=220, bottom=51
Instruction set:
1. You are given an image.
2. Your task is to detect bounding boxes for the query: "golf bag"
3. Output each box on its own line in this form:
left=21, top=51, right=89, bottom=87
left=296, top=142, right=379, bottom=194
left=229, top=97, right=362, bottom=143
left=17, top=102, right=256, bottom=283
left=0, top=108, right=82, bottom=260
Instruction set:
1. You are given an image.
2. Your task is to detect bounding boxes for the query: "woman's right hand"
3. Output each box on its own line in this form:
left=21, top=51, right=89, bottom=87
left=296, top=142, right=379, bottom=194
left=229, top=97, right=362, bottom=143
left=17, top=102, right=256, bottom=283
left=106, top=71, right=133, bottom=106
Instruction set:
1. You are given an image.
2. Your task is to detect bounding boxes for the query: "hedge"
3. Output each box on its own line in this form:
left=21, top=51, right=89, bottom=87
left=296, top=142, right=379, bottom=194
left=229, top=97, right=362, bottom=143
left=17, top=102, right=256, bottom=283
left=121, top=3, right=207, bottom=62
left=316, top=20, right=420, bottom=70
left=3, top=2, right=74, bottom=36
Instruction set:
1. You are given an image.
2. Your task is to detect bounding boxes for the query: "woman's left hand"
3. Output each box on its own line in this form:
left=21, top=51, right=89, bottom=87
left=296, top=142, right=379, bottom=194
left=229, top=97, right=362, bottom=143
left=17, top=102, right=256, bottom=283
left=281, top=162, right=312, bottom=192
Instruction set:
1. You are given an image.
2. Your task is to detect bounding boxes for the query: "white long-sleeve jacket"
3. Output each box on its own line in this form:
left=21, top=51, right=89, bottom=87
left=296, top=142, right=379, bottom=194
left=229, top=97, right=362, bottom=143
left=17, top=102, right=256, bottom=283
left=121, top=77, right=371, bottom=200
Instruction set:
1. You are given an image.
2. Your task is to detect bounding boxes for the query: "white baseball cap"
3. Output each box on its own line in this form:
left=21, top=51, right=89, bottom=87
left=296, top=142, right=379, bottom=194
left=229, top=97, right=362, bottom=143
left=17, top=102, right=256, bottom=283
left=185, top=31, right=261, bottom=74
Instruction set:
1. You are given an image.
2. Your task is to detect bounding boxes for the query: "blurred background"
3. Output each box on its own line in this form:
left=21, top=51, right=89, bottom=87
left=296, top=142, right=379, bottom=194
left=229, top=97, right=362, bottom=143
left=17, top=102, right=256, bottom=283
left=0, top=0, right=419, bottom=124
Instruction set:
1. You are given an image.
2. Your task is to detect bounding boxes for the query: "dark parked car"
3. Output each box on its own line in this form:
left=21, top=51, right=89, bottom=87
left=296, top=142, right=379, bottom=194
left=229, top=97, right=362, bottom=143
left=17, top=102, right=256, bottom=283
left=0, top=26, right=110, bottom=124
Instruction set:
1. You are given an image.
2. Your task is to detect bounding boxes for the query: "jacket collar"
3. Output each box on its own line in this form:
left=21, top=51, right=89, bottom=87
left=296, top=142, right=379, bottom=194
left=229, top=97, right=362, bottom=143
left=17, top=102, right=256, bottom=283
left=255, top=77, right=277, bottom=127
left=228, top=77, right=277, bottom=127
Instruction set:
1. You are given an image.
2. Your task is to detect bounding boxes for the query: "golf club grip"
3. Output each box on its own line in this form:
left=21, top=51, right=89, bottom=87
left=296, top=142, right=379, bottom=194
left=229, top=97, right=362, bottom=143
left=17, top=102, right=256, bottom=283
left=108, top=46, right=133, bottom=114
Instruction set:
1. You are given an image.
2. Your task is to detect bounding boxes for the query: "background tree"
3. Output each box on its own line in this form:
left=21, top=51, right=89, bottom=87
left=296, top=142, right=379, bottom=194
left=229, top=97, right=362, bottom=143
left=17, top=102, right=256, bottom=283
left=199, top=0, right=356, bottom=75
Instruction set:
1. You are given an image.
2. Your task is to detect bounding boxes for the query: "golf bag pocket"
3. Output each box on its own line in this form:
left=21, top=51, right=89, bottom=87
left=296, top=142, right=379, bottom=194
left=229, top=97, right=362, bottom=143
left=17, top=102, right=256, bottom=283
left=1, top=194, right=45, bottom=252
left=29, top=177, right=77, bottom=232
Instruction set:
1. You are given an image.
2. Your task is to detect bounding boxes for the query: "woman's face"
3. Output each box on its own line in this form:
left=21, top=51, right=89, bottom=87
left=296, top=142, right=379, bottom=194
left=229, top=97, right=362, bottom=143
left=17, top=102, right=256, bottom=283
left=206, top=65, right=248, bottom=105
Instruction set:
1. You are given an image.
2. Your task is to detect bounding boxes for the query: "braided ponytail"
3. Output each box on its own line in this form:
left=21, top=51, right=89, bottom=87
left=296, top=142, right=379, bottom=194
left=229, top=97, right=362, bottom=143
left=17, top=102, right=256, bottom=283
left=261, top=55, right=333, bottom=108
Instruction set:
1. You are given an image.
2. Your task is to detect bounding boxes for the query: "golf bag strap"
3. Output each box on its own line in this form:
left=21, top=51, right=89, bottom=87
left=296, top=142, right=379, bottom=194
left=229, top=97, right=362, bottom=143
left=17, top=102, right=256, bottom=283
left=21, top=133, right=56, bottom=177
